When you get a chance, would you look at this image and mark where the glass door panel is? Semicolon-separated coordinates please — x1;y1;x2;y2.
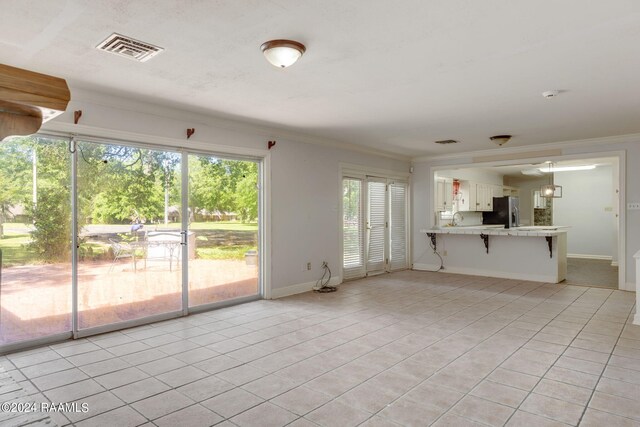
366;179;387;274
389;182;408;271
187;154;259;307
342;177;365;280
0;136;72;346
76;141;183;329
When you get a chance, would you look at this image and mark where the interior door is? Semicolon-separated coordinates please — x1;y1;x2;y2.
366;178;387;274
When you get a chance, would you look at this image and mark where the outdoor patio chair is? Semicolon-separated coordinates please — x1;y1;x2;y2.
108;239;137;272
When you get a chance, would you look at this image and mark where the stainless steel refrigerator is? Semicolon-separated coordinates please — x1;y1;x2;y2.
483;196;520;228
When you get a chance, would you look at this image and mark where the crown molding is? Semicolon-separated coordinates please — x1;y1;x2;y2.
66;86;411;162
41;121;272;158
411;133;640;163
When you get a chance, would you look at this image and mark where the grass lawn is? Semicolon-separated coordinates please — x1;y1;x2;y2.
197;245;256;260
1;221;258;265
154;221;258;232
0;232;34;266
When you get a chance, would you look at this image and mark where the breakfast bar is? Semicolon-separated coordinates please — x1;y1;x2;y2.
416;226;568;283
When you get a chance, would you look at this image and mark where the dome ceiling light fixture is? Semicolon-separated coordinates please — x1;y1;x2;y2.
260;39;306;68
490;135;512;146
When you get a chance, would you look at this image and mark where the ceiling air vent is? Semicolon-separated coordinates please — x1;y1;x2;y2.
96;33;163;62
434;139;458;145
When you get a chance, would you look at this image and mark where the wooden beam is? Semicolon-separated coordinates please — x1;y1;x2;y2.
0;63;70;140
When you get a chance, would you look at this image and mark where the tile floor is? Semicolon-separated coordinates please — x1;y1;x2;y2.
1;270;639;427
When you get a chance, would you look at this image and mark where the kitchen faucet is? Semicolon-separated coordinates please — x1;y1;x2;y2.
451;211;464;226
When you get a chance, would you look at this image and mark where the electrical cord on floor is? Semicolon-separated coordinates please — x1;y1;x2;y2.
313;262;337;293
429;239;444;272
413;235;444;273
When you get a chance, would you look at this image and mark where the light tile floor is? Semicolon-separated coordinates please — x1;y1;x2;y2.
1;270;639;427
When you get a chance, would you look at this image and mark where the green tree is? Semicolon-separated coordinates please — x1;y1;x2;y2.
0;137;34;237
27;138;73;262
78;143;180;224
189;157;258;222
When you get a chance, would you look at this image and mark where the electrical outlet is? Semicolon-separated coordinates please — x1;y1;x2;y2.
322;261;328;268
628;202;640;210
307;262;311;270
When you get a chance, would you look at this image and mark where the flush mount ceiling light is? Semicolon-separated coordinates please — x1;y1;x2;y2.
538;164;596;173
261;39;306;68
490;135;512;146
434;139;458;145
540;161;563;198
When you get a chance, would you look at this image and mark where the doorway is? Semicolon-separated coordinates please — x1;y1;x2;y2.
0;135;263;351
342;174;409;280
431;154;623;289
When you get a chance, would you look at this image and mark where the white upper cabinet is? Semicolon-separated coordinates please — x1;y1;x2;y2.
435;178;453;212
458;181;507;212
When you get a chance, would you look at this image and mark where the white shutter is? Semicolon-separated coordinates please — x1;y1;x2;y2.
367;180;386;273
342;178;365;280
389;182;408;271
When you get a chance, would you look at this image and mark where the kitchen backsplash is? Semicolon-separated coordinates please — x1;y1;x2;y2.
438;211;483;227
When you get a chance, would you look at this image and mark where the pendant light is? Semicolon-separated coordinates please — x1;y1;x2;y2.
261;40;306;68
540;161;562;198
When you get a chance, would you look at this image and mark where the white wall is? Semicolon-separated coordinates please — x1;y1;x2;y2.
43;88;410;295
436;168;504;185
412;138;640;291
554;166;615;258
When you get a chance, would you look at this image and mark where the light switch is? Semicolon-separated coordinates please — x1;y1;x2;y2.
628;203;640;210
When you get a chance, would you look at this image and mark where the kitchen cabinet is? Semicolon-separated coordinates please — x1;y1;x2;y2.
435;178;453;211
465;182;501;211
503;186;520;197
475;183;498;211
533;190;545;209
458;180;471;211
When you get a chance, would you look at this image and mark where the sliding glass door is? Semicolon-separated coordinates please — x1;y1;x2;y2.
76;141;184;331
0;136;72;346
0;135;262;351
187;154;260;308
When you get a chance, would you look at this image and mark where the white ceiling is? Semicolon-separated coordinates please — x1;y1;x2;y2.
2;1;640;157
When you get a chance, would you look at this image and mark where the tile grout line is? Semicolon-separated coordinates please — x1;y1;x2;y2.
296;279;577;425
5;273;637;427
501;288;624;426
405;284;594;426
575;306;638;425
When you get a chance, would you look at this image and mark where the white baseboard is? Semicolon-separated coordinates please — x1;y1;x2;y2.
567;254;613;261
413;263;442;272
413;263;560;283
621;282;636;292
270;276;342;299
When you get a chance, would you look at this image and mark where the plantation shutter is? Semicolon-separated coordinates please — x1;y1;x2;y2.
367;179;386;273
342;177;365;280
389;182;408;271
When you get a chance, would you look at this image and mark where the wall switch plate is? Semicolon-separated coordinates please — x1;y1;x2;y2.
628;202;640;210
